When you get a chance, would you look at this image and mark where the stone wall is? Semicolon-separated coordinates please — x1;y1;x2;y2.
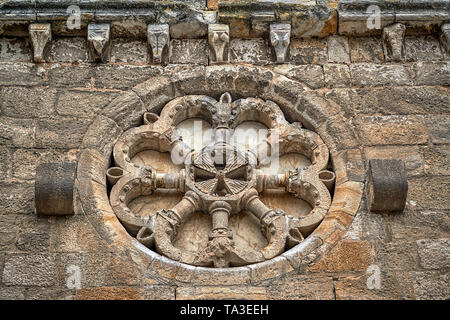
0;1;449;300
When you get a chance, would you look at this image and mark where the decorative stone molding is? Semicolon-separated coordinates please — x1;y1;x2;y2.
147;24;170;64
28;23;51;63
338;0;450;36
383;23;406;62
208;24;230;64
35;162;75;216
367;159;408;213
441;24;450;53
87;23;111;62
270;23;291;64
76;65;366;281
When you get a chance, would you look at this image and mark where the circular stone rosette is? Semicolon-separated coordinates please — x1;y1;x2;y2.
76;66;364;282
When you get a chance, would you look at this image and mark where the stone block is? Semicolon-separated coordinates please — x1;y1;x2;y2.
230;39;270;65
0;87;56;118
76;287;143;300
0;62;45;86
417;239;450;270
2;254;57;286
327;35;350;63
425;115;450;145
323;63;351;88
0;182;34;214
93;64;162;90
35;117;91;149
81;115;123;157
355;115;428;146
350;63;412;87
48;64;92;88
414;61;450;86
110;39;147;63
0;145;11;178
274;64;325;89
0;116;36;148
413;272;449;300
309;240;372;273
48;37;88;62
175;286;267;300
169;39;208;65
405;36;443;62
100;91;145;131
57;90;119;118
365;146;424;177
290;38;327;65
407;176;450;210
266;275;335;300
0;38;31;62
349;37;384;63
144;285;176;300
421;145;450;176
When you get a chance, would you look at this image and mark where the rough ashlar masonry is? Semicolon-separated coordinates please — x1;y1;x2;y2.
0;0;449;300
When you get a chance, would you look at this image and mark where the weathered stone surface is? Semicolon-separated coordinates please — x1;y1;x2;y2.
309;240;372;273
405;36;443;62
35;118;91;149
413;272;449;300
373;241;421;272
290;38;327;65
407;177;450;210
325;86;450;118
57;90;119;118
382;23;406;62
76;287;143;300
323;63;351;88
0;287;25;300
0;182;34;214
354;115;428;146
365;146;424;177
110;39;147;64
93;64;162;90
81;115;122;157
2;254;57;286
0;62;45;86
0;38;31;62
48;37;88;62
1;87;56;118
274;64;325;89
425;115;450;145
350;64;412;87
12;148;77;180
0;145;10;178
230;39;270;65
176;286;267;300
421;145;450;176
414;61;450;86
144;285;176;300
327;35;350;63
417;239;450;270
169;39;208;65
349;37;384;63
48;64;92;88
266;274;335;300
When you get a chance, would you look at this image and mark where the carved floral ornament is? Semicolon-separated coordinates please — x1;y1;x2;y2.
106;93;336;268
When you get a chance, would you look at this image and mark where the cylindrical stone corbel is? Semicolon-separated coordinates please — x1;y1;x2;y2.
367;159;408;213
35;162;76;216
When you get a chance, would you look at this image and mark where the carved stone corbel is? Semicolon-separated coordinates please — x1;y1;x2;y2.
29;23;52;63
208;24;230;64
440;23;450;53
147;24;170;64
382;23;406;62
87;23;111;62
270;23;291;63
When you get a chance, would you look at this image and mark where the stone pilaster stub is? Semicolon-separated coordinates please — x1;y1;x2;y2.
440;23;450;53
382;23;406;62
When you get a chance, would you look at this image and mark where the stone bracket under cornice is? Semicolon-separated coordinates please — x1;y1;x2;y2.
0;1;449;39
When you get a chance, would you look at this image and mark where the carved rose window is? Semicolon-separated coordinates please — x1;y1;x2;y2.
106;93;335;268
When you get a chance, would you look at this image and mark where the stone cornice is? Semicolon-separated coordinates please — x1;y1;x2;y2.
0;0;449;37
